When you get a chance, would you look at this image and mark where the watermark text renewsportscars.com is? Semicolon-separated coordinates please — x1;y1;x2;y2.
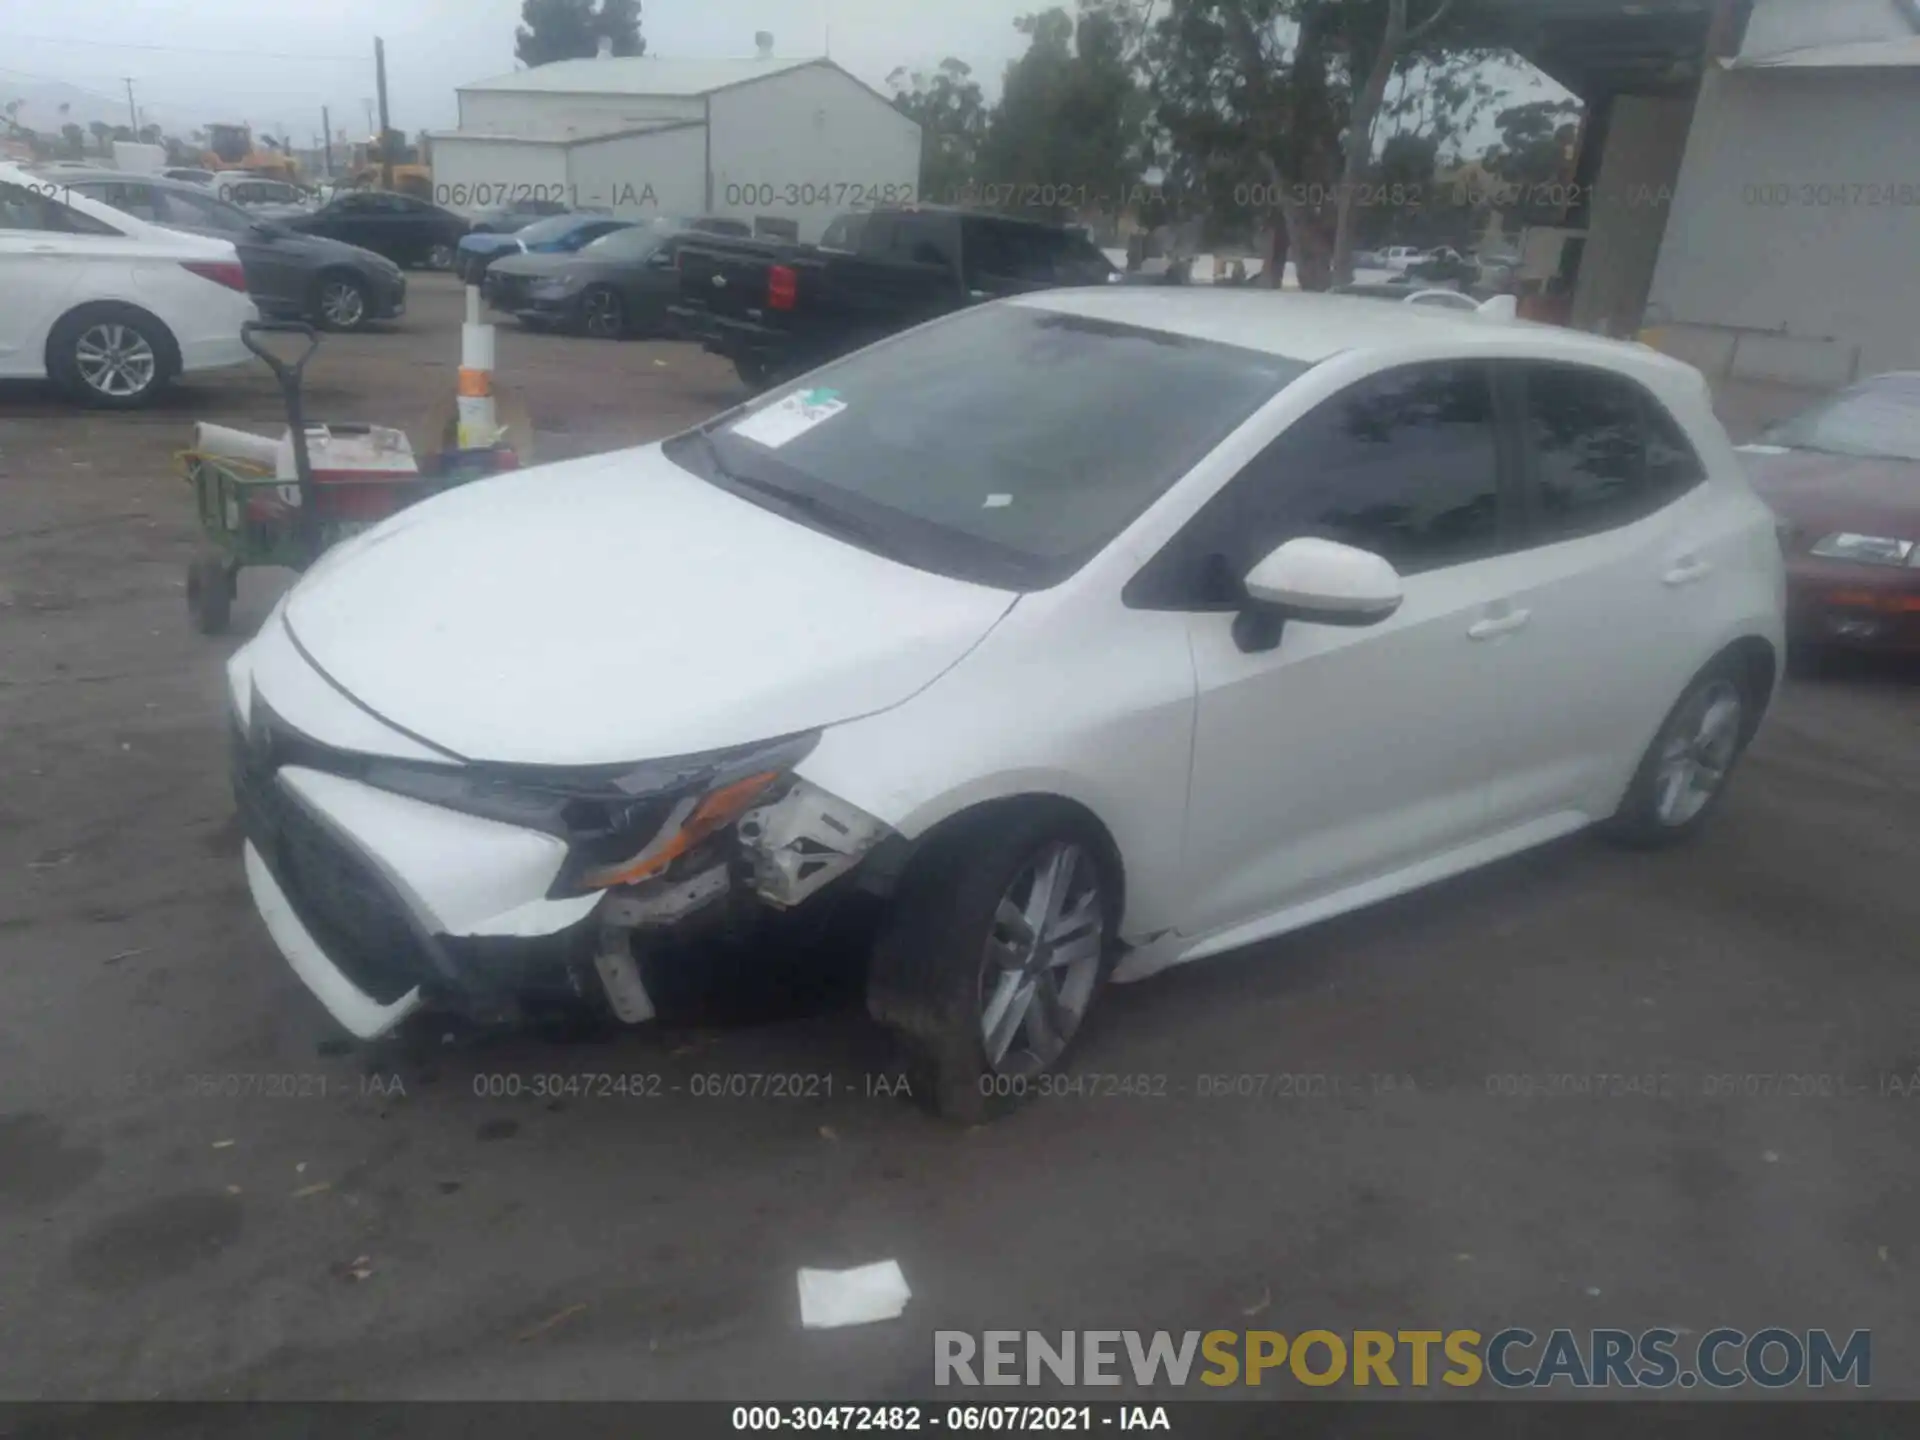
935;1328;1871;1390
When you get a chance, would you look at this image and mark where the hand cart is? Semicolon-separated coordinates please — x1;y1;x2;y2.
179;319;512;634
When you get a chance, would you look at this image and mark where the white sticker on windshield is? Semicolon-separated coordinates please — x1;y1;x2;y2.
729;388;847;449
983;494;1012;508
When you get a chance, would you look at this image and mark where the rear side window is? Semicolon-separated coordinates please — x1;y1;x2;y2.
890;214;956;269
1517;363;1704;542
0;182;122;235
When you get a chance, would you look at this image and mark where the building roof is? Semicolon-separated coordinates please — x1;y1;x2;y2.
461;55;826;96
1729;34;1920;67
427;120;702;146
1010;287;1703;381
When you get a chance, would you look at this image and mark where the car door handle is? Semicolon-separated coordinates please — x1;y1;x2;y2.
1468;608;1531;641
1663;556;1713;587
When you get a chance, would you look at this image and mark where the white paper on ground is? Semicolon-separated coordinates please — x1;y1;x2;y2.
797;1260;912;1329
730;388;847;449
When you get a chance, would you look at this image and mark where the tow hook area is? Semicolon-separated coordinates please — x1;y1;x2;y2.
736;780;892;909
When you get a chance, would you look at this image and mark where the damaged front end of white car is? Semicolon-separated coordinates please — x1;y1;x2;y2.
230;683;901;1040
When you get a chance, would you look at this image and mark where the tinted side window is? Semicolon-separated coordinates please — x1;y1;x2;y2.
0;183;121;235
158;188;247;231
1643;393;1708;497
891;214;956;269
1128;362;1502;608
1237;363;1502;576
1519;364;1699;540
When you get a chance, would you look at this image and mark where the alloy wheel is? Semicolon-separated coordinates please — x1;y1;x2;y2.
583;289;622;339
74;324;157;399
319;280;366;329
977;840;1105;1074
427;243;454;271
1653;679;1743;827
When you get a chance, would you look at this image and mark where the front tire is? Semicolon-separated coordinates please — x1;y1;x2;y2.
1602;659;1755;848
49;305;174;409
580;285;625;339
426;242;456;272
314;272;370;331
870;804;1118;1125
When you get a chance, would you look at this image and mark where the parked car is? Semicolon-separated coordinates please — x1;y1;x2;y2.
464;199;572;235
225;288;1783;1121
1334;280;1479;310
213;173;316;220
455;212;634;283
484;216;757;337
286;190;469;270
1381;245;1426;271
1739;372;1920;653
58;170;405;332
671;205;1121;388
0;163;256;407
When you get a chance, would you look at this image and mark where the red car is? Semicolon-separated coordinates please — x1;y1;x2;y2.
1740;373;1920;653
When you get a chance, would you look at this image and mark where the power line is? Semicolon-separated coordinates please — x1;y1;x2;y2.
3;32;365;62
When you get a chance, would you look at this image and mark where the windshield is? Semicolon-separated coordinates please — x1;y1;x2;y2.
1760;376;1920;462
666;302;1306;589
516;215;596;245
582;224;669;258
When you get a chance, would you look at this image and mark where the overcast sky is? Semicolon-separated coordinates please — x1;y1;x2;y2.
0;0;1559;147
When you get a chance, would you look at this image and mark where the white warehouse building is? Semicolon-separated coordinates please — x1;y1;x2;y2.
429;41;922;243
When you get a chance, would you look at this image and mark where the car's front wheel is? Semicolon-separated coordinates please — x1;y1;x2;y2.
315;272;370;331
49;304;175;409
426;242;456;271
580;285;625;339
870;804;1118;1124
1603;657;1758;847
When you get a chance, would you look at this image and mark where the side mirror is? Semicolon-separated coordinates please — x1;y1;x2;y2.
1233;537;1404;653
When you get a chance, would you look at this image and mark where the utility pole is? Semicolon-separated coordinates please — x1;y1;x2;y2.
321;105;333;178
374;38;393;191
122;78;137;131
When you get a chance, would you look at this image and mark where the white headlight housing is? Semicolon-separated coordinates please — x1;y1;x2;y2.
1808;533;1917;567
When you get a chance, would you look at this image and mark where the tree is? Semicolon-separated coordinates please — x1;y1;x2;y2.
87;119;112;156
61;122;86;158
888;58;989;203
516;0;644;67
137;123;163;146
1148;0;1505;287
1481;96;1581;222
978;2;1152;221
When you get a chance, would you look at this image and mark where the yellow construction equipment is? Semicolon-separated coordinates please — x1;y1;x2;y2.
203;122;300;181
345;136;431;199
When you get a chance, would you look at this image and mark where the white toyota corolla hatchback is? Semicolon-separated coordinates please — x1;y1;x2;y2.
227;289;1785;1121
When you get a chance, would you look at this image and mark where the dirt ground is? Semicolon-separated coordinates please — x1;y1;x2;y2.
3;275;1919;1402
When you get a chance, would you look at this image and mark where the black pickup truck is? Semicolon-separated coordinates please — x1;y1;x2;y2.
669;206;1121;388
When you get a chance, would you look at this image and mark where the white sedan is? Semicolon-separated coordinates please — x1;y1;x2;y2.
227;288;1785;1122
0;162;257;406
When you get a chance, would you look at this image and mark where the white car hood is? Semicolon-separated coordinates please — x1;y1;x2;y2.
281;444;1019;765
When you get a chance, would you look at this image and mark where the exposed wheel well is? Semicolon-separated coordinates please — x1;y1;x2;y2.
46;301;181;381
884;794;1128;929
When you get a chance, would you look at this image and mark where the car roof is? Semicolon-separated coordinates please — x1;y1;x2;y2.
1012;286;1704;382
20;167;213;195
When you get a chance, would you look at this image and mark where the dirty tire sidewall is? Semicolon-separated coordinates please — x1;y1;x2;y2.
869;804;1119;1125
1602;656;1754;850
50;305;172;410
